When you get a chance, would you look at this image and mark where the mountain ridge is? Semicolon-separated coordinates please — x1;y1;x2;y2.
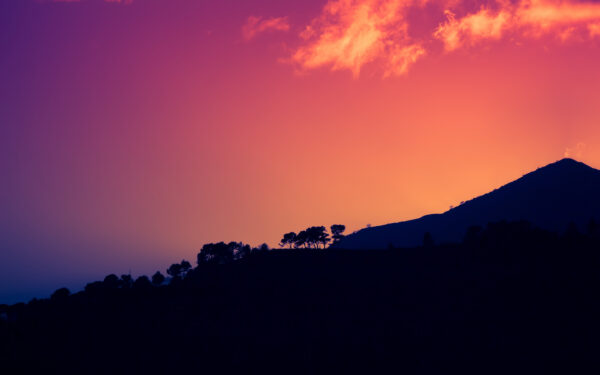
337;158;600;249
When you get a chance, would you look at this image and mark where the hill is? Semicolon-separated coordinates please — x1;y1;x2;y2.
3;159;600;373
2;222;600;373
337;158;600;249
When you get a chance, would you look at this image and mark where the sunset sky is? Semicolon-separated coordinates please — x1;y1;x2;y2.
2;0;600;302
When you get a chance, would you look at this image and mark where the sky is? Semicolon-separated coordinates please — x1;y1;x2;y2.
2;0;600;303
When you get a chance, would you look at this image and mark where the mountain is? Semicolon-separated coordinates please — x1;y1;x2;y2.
337;158;600;249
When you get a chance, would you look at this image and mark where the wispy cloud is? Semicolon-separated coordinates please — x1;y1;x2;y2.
564;142;587;159
291;0;424;77
435;0;600;50
589;22;600;36
434;8;510;51
264;0;600;78
242;16;290;41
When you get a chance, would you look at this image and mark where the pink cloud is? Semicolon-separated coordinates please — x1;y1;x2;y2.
434;8;510;50
281;0;600;78
384;44;426;77
564;142;587;158
291;0;423;77
589;22;600;36
242;16;290;41
435;0;600;50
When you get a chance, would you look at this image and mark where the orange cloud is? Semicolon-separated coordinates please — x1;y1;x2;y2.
589;23;600;36
435;0;600;50
564;142;587;158
243;16;290;41
435;8;510;50
384;44;426;76
257;0;600;77
518;0;600;30
291;0;424;77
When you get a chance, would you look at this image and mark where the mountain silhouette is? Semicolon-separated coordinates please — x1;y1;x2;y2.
5;158;600;374
337;158;600;249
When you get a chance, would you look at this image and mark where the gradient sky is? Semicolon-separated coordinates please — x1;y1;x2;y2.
2;0;600;303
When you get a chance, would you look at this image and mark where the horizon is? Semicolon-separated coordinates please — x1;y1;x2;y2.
1;156;594;304
3;0;600;303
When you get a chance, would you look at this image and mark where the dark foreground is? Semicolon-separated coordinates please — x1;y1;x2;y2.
2;221;600;374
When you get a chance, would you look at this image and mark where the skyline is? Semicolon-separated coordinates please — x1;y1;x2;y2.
2;0;600;302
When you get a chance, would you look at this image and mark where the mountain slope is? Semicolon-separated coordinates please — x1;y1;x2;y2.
337;158;600;249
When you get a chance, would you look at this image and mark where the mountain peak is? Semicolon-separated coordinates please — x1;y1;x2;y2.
550;157;588;167
535;158;590;170
337;158;600;249
557;157;578;163
521;158;596;182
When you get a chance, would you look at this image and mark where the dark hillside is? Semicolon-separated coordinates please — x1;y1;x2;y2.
339;158;600;249
2;221;600;374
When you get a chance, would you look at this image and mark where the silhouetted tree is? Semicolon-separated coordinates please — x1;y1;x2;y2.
133;275;151;289
280;232;297;249
198;242;234;264
120;274;133;289
51;288;70;301
234;243;252;260
165;260;192;280
295;230;308;248
330;225;346;245
306;226;330;249
318;230;331;248
305;227;318;248
152;271;165;286
167;263;183;279
180;260;192;277
253;243;270;254
260;243;269;251
103;274;120;289
84;281;104;294
226;242;243;260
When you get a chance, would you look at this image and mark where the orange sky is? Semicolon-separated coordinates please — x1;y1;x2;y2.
2;0;600;301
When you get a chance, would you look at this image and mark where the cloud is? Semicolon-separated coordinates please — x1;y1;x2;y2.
434;0;600;50
384;44;427;76
589;22;600;36
271;0;600;78
242;16;290;41
564;142;587;159
291;0;423;77
519;0;600;30
434;8;510;51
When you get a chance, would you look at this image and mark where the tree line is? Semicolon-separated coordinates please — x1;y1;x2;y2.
42;219;600;301
279;224;346;249
4;218;600;374
43;225;347;299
